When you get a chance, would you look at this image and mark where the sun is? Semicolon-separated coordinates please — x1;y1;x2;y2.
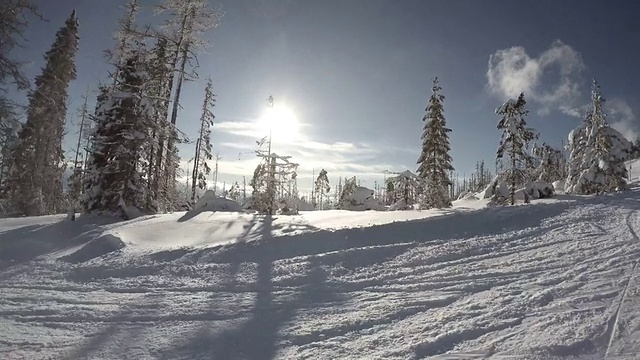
257;104;300;143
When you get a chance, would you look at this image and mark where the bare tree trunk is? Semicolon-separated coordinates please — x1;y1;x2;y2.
511;150;516;206
190;137;200;203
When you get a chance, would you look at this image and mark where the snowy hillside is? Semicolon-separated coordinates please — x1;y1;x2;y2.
2;190;640;359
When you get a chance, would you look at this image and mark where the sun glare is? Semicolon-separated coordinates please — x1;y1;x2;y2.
258;105;300;143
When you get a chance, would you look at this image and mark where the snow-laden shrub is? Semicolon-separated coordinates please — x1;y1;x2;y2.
192;190;243;212
552;180;565;193
477;175;509;200
527;181;555;199
340;186;385;211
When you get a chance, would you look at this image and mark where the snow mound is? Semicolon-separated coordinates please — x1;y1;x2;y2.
60;234;125;263
193;190;243;212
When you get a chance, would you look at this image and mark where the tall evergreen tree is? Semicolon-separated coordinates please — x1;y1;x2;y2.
417;77;454;209
190;78;215;203
6;10;79;216
82;54;156;219
565;107;591;191
107;0;141;69
496;93;537;205
565;80;631;194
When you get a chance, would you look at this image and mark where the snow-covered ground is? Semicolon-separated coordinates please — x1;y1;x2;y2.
3;175;640;359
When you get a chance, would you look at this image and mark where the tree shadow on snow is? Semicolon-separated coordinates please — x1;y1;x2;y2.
0;216;117;271
60;293;164;360
55;192;640;359
204;200;579;266
158;216;345;360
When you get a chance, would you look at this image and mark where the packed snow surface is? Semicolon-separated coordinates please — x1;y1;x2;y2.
3;184;640;358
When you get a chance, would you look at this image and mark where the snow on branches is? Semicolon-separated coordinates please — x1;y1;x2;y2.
565;80;632;194
496;93;537;205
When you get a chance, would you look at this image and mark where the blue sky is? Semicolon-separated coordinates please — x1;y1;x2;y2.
12;0;640;194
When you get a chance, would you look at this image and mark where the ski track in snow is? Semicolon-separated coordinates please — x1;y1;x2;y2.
3;192;640;359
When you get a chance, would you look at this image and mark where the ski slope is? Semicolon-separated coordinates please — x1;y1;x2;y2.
2;184;640;359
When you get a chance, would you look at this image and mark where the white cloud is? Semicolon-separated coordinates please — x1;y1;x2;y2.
559;105;583;118
200;120;412;193
215;121;264;139
608;98;639;141
487;40;586;116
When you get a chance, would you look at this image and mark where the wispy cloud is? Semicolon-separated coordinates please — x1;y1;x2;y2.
202;119;412;192
215;121;264;139
487;40;586;116
608;98;639;141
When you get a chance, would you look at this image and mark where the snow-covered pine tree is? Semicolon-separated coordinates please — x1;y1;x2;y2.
385;171;421;209
417;77;454;209
190;78;215;203
338;176;357;209
250;162;269;212
5;10;78;216
314;169;330;210
82;54;156;219
495;93;537;205
155;0;222;207
333;177;342;207
79;85;109;205
533;143;564;183
250;151;298;214
106;0;141;77
565;109;591;192
104;0;165;211
565;80;631;194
